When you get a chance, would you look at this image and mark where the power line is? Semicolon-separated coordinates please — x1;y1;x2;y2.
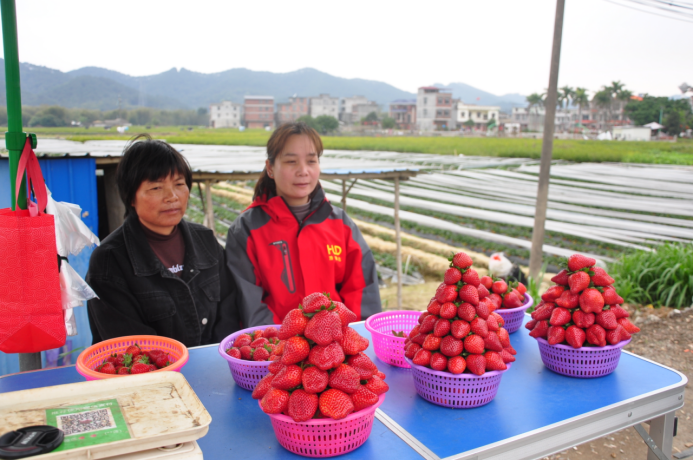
604;0;693;22
623;0;693;18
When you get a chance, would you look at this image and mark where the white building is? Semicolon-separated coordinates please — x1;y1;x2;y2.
417;87;454;131
310;94;339;119
341;96;370;123
457;103;500;130
210;101;242;128
612;126;651;141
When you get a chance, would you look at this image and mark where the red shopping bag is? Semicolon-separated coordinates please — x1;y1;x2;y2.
0;138;65;353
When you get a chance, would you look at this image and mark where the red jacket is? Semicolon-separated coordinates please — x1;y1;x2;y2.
225;184;381;327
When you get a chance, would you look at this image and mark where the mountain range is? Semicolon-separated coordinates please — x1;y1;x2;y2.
0;59;528;112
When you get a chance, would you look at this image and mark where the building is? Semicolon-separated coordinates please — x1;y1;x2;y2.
612;126;651;141
243;96;275;129
91;118;131;129
352;102;380;124
389;99;417;130
456;103;500;130
209;101;242;128
310;94;339;119
276;96;309;125
416;87;454;131
341;96;370;124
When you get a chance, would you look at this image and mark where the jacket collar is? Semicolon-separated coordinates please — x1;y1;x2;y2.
123;215;218;277
250;182;328;222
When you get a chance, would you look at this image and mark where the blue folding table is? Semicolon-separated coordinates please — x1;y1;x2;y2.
0;321;686;459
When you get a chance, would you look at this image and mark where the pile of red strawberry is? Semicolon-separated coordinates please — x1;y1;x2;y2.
226;326;282;361
94;343;172;375
252;292;389;422
404;251;518;375
525;254;640;348
484;277;528;309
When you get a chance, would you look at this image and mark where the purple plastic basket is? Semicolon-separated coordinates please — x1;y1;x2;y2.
404;357;510;408
496;294;533;334
536;337;631;378
365;310;421;368
218;325;281;391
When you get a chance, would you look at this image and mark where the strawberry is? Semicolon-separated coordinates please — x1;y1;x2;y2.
525;319;537;330
278;309;309;339
433;318;451;337
364;375;389;395
253;346;271;361
95;361;116;374
411;333;427;346
287;389;319;422
130;362;151;374
444;267;462;284
480;275;493;289
226;347;241;359
458;285;479;306
477;284;490;299
404;342;422;359
430;352;448;371
408;324;421;339
547;325;566;345
486;314;500;332
274;340;286;356
464;334;485;354
148;349;166;362
466;354;487;376
579;288;604;313
154;355;170;369
418;311;429;324
252;329;265;339
419;314;438;334
447;356;466;374
440;336;464;356
505;344;517;355
568;271;591;294
240;346;252;360
261;388;290;414
333;301;358;330
125;344;142;357
451;319;471;339
475;300;491;320
452;252;473;269
105;354;118;365
484;351;507;371
281;336;311;365
263;326;279;338
117;366;129;375
437;302;455;320
252;373;275;399
302;366;329;394
351;386;379;411
591;267;615;286
611;305;630;319
542;285;565;303
375;371;386;379
618;317;640;334
531;302;555;320
457;303;477;322
268;359;285;375
516;282;527;295
328;364;361;394
470;317;489;338
436;283;459;303
272;364;303;390
305;309;343;346
148;364;158;372
234;334;252;348
319;389;354;420
502;291;522;308
565;325;586;349
549;307;572;326
586;324;607;347
491;280;508;295
551;269;570;286
501;349;516;363
488;293;503;310
461;268;480;287
498;328;510;347
491;312;505;327
568;254;596;272
606;325;626;345
339;327;369;355
250;337;269;348
596;310;618;330
427;299;442;316
346;352;378;380
555;290;579;309
483;331;503;352
412;348;432;366
422;334;442;351
529;320;550;339
602;286;623;305
302;292;331;314
309;342;345;371
572;310;595;329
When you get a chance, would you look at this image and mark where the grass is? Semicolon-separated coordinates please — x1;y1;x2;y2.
18;126;693;165
610;243;693;308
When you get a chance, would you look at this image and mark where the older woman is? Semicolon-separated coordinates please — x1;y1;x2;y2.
86;136;240;347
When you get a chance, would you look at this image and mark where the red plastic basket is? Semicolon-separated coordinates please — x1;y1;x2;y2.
405;357;510;408
263;394;385;457
365;310;421;368
218;325;280;391
76;335;188;381
496;294;533;334
536;337;631;378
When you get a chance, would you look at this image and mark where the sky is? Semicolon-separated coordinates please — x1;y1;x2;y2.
4;0;692;98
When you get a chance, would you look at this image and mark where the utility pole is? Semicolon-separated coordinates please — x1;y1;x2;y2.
529;0;565;279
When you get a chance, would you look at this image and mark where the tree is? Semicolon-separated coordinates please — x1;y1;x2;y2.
364;112;379;122
296;115;319;130
381;116;396;129
558;86;575;109
593;89;612;129
573;87;589;128
664;110;683;135
314;115;339;134
463;118;475;129
28;106;70;127
625;95;692;128
526;93;544;116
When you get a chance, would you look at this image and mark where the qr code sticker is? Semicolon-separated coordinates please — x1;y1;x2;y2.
56;408;117;436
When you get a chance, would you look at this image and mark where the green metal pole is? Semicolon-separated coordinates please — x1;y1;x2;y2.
1;0;28;210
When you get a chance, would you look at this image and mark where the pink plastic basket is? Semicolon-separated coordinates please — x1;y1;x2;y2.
263;394;385;457
496;294;533;334
365;310;421;368
218;325;280;391
536;337;631;378
405;357;510;408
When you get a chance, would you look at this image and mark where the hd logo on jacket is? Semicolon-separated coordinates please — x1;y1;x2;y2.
327;245;342;262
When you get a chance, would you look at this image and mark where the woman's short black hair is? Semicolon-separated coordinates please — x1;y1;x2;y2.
117;134;193;218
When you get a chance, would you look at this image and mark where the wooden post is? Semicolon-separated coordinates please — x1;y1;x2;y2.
394;177;402;309
529;0;565;279
204;180;214;230
342;179;347;212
